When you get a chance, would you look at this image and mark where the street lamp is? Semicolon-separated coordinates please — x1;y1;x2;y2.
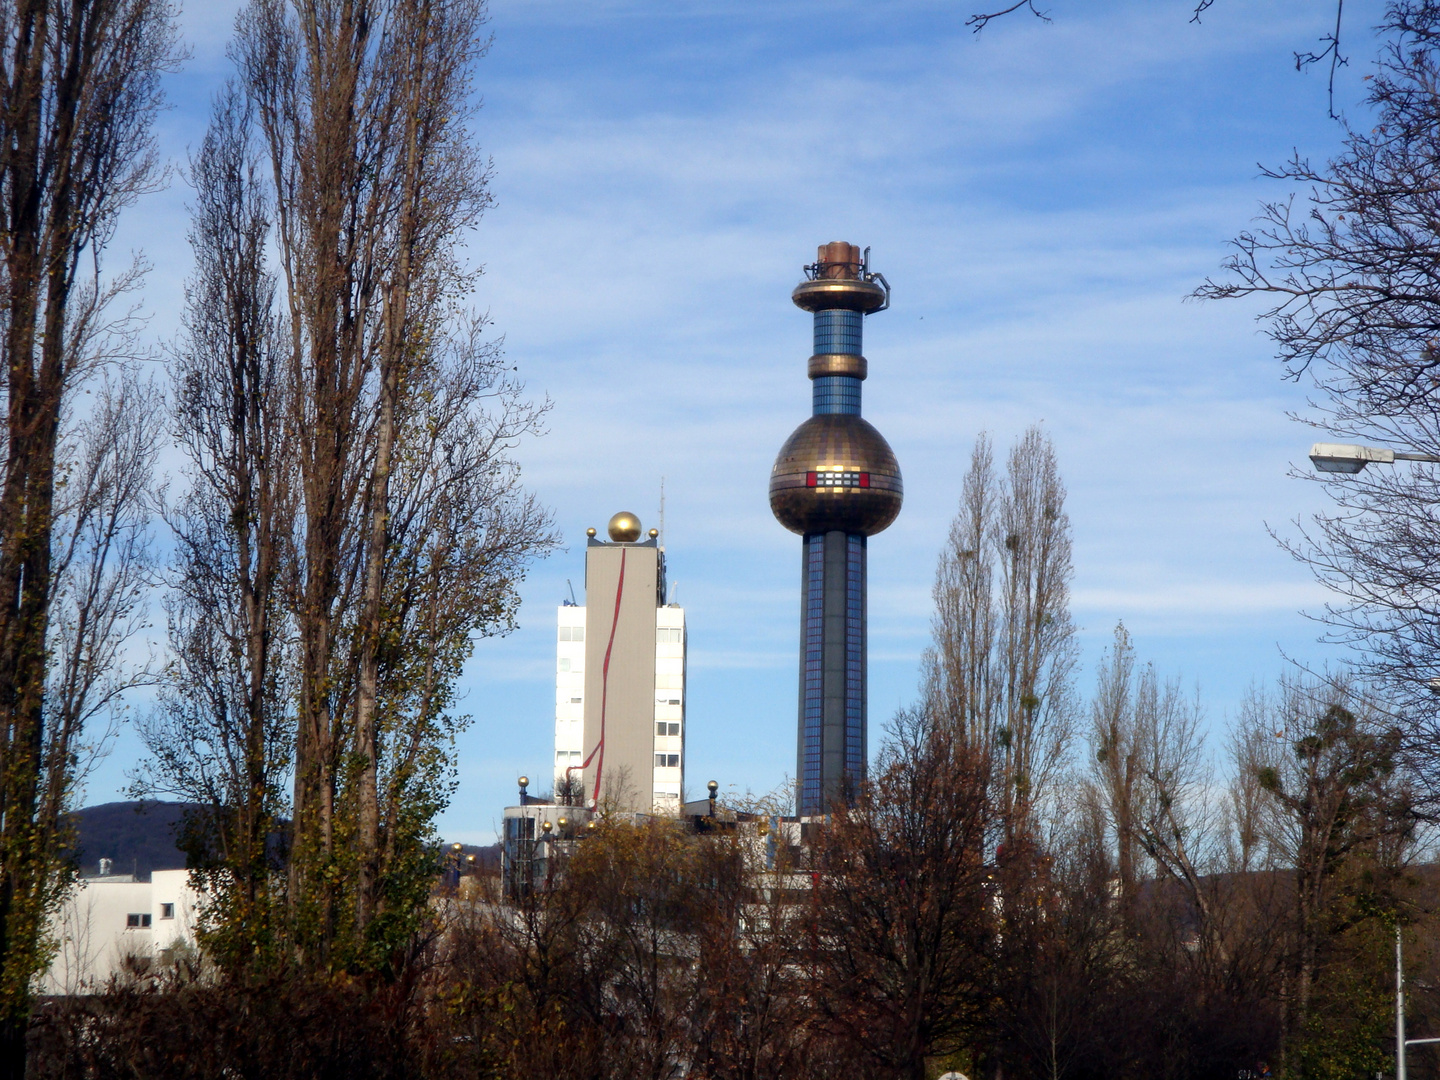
448;841;463;890
1309;442;1440;474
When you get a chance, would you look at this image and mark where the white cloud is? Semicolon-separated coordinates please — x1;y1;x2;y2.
80;0;1392;841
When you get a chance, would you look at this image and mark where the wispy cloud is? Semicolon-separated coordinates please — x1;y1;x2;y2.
80;0;1386;841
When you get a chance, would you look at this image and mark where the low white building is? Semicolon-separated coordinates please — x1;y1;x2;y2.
41;868;202;995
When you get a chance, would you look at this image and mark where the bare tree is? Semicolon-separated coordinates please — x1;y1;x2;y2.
132;85;296;972
925;427;1077;848
808;707;997;1080
1195;2;1440;800
231;0;556;962
47;371;162;788
1088;625;1231;959
1225;687;1278;875
1128;665;1223;955
1235;674;1412;1062
964;0;1349;115
445;820;793;1080
0;0;175;1065
1089;623;1141;909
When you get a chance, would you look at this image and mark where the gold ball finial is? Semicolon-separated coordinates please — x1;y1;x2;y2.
607;511;641;543
586;527;597;538
648;528;659;539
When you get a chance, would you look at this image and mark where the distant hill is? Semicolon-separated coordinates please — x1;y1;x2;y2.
66;800;501;881
67;801;194;880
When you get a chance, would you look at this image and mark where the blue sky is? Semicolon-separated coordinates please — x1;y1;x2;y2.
85;0;1388;842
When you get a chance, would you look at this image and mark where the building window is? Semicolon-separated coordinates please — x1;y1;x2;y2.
125;913;151;929
559;626;585;642
160;903;175;920
655;721;680;737
654;753;680;768
570;696;582;704
655;626;682;644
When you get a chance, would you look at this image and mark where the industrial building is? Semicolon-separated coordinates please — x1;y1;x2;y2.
552;510;686;814
770;241;902;816
501;240;902;890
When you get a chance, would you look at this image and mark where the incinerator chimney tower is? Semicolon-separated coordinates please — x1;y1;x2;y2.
770;242;902;817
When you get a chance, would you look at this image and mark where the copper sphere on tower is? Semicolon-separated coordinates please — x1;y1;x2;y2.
769;416;902;536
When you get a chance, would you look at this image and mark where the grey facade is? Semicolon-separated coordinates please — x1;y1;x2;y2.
574;520;681;812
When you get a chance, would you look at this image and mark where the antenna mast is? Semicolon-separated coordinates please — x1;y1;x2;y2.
659;476;666;548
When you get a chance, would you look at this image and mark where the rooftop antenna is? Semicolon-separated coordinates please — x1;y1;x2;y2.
658;476;666;549
566;579;577;606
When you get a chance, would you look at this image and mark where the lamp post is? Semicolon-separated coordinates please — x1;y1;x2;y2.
707;779;718;819
1395;921;1440;1080
1309;442;1440;474
513;775;533;900
1310;444;1440;1080
1399;923;1408;1080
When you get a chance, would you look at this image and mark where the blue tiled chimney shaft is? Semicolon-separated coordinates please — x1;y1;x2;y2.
811;310;863;415
799;305;866;815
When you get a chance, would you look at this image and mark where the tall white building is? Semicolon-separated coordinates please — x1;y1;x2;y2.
553;511;686;813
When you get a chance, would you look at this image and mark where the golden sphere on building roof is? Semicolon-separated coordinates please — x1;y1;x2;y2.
608;511;642;543
586;527;597;538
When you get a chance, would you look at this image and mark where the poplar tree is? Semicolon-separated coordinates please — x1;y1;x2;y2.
0;0;175;1068
154;0;561;967
923;427;1077;846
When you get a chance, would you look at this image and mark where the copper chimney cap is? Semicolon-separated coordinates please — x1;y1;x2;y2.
816;241;862;280
793;241;888;313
